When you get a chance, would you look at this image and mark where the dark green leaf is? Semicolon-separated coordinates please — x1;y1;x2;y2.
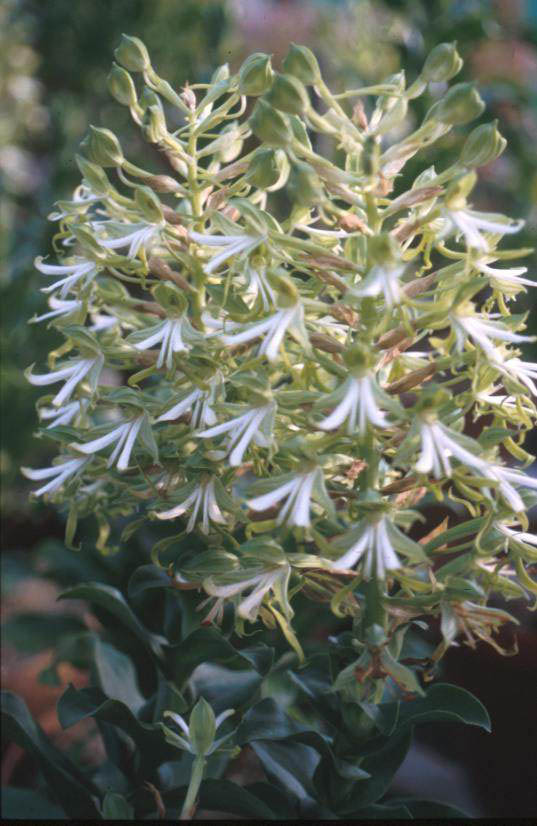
245;782;299;819
102;791;134;820
199;779;276;819
58;582;166;660
93;638;145;712
348;802;412;818
1;691;99;819
191;663;263;715
374;683;491;736
390;797;470;818
0;788;67;820
2;613;87;654
251;739;319;800
127;564;173;598
170;628;273;685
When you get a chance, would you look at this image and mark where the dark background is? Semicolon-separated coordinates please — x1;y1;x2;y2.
1;0;536;817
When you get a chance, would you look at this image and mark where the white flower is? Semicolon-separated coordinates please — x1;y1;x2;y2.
38;398;89;429
317;375;390;435
352;264;406;307
494;358;537;396
497;523;537;547
22;456;88;497
475;387;534;416
452;313;535;360
131;318;191;369
295;223;351;239
98;220;163;258
35;256;98;298
247;469;322;528
30;296;83;324
189;230;263;275
485;465;537;513
244;265;276;311
444;208;524;251
197;403;275;467
26;355;103;407
89;312;119;333
157;374;221;428
221;303;306;363
415;421;486;479
153;478;226;533
476;260;535;292
70;415;145;471
329;518;401;579
163;706;234;756
204;565;290;622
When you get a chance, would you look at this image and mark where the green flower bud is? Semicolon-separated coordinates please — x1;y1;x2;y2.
144;175;182;193
282;43;321;85
84;126;124;167
114;34;150;73
460;120;507;168
286;160;323;207
421;42;463;83
367;233;398;267
134;185;163;223
265;73;309;115
107;63;138;107
445;171;477;209
143;104;168;143
188;697;216;757
238;52;273;96
246;147;290;190
152;282;188;316
433;83;485;125
249;99;293;147
75;155;110;196
139;87;161;111
342;342;374;373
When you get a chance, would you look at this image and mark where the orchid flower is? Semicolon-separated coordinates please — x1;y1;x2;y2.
415;420;487;479
444;208;524;251
494;358;537;396
98;220;163;258
30;296;83;324
452;312;535;360
329;518;401;579
153;478;226;533
157;374;221;428
130;318;195;369
247;468;328;528
38;398;89;429
220;303;306;363
162;705;235;757
352;264;406;307
70;414;146;471
197;402;275;467
244;265;276;310
22;456;89;497
189;230;264;275
26;355;103;407
35;256;98;298
317;375;391;435
204;563;291;622
475;259;535;292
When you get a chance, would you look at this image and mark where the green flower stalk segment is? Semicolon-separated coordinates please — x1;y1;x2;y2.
24;37;537;696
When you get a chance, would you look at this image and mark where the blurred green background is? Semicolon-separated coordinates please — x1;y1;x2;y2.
1;0;536;816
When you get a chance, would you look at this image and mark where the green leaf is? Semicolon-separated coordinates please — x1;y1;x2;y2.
2;613;87;654
191;662;263;715
244;782;299;819
127;564;173;598
374;683;491;736
58;582;166;660
0;788;67;820
170;628;273;685
251;739;320;800
347;802;412;818
199;779;276;819
57;684;171;773
1;691;100;819
93;638;145;711
337;729;412;812
390;797;470;818
237;697;305;743
102;792;134;820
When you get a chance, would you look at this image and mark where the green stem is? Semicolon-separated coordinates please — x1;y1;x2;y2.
180;756;206;821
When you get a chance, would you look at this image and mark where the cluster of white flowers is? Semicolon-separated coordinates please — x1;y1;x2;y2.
24;38;537;659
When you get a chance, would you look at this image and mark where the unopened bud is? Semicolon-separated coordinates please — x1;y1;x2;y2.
282;43;320;85
433;83;485;125
143;104;168;143
139;87;161;111
421;42;463;83
211;63;230;84
265;73;309;115
445;171;477;209
238;53;273;96
144;175;182;193
181;85;196;111
135;185;163;223
107;63;138;107
152;282;188;316
460;120;506;168
249;99;292;147
287;160;323;207
188;697;216;757
83;126;124;167
343;342;373;372
114;34;150;73
367;233;398;267
75;155;110;196
246;147;290;190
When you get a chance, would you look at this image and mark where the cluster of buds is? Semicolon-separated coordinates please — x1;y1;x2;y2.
24;37;536;690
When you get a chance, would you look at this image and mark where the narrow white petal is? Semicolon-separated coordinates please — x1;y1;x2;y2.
247;477;299;512
72;423;127;455
116;417;143;471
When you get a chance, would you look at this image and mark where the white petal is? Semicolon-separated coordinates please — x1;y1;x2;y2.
247;477;299;512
